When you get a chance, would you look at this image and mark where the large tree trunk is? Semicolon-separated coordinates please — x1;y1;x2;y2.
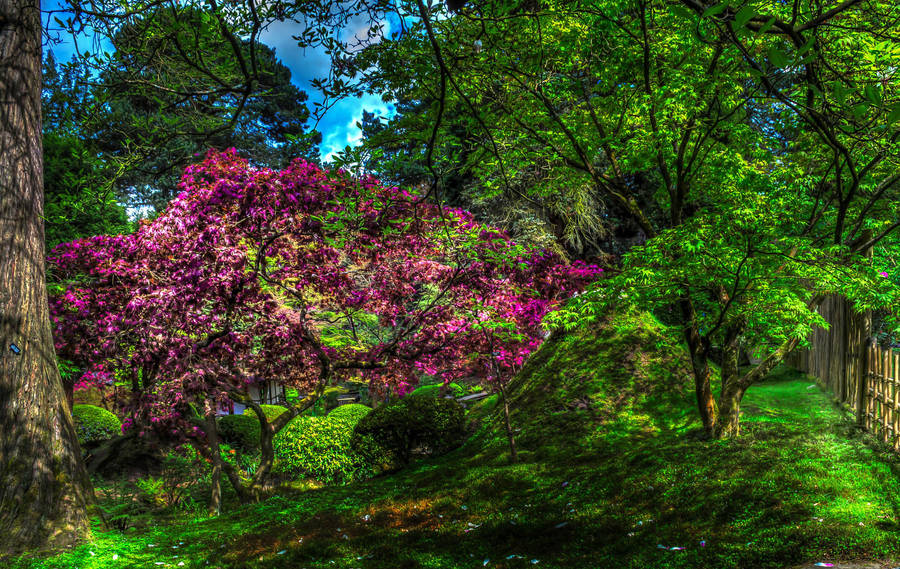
0;0;94;555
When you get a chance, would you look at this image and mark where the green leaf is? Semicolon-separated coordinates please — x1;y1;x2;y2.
832;81;848;105
767;46;789;68
757;16;777;34
864;84;883;106
670;4;695;20
733;5;756;29
702;3;728;18
886;103;900;125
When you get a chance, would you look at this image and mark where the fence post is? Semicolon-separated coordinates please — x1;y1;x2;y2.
858;335;872;429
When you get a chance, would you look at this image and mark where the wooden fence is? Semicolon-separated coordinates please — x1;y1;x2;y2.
788;295;900;449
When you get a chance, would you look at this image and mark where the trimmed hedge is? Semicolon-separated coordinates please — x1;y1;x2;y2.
218;405;289;450
217;414;260;450
72;404;122;446
351;396;466;468
273;414;370;484
248;404;288;421
410;382;466;399
327;404;371;426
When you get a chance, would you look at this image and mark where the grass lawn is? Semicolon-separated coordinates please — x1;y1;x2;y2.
14;314;900;569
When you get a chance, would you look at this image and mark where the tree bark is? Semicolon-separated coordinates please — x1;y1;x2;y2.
681;301;717;437
498;383;518;462
204;419;223;516
716;381;746;438
0;0;94;555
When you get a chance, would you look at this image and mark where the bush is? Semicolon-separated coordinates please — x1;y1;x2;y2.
410;384;441;398
72;404;121;446
328;403;371;426
217;405;290;450
273;415;369;484
351;396;466;468
249;404;288;422
217;413;261;450
410;382;466;399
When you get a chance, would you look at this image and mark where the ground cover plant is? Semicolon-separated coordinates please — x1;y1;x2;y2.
13;313;900;569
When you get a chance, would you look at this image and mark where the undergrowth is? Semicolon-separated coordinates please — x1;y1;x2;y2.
13;312;900;568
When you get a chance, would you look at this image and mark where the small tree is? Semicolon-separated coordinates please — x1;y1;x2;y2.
50;149;596;507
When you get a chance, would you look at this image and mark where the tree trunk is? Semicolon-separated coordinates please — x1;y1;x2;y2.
498;383;518;462
715;381;746;438
682;301;717;437
206;420;222;516
0;0;94;555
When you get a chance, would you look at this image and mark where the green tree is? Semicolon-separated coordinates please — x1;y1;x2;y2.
329;0;900;437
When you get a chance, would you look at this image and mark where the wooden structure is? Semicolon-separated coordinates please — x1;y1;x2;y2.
788;295;900;449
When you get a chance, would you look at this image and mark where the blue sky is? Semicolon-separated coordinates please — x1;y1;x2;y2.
40;2;394;162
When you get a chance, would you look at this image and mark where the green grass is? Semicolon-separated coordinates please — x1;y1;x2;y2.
14;313;900;568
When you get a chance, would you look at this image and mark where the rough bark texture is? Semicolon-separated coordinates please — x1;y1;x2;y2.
682;301;717;437
0;0;94;556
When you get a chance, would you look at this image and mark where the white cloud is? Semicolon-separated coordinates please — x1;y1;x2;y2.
321;94;394;162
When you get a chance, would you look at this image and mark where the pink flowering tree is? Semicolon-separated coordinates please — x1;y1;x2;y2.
50;149;599;507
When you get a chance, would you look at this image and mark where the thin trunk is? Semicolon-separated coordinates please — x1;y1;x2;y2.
716;381;746;438
207;421;222;516
249;407;276;492
191;418;250;504
715;326;743;438
681;301;717;436
498;383;518;462
0;0;94;556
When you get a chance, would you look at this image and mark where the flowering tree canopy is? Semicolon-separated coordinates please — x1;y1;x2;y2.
49;149;599;491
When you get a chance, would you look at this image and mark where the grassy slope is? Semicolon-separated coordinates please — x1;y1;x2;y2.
16;312;900;569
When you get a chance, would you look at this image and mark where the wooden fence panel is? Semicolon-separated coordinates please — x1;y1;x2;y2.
787;295;900;446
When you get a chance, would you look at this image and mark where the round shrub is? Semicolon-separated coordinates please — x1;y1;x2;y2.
328;404;371;426
273;415;368;484
217;413;261;450
250;404;288;422
351;396;466;467
410;383;465;399
218;405;290;450
72;404;122;446
410;384;441;398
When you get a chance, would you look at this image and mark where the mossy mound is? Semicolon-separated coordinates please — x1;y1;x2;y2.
487;310;695;458
72;404;122;446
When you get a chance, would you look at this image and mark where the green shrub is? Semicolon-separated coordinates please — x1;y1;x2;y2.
351;396;466;468
217;413;261;450
328;404;372;426
218;405;289;450
273;415;369;484
410;384;441;398
72;404;121;446
410;383;466;399
249;404;288;422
